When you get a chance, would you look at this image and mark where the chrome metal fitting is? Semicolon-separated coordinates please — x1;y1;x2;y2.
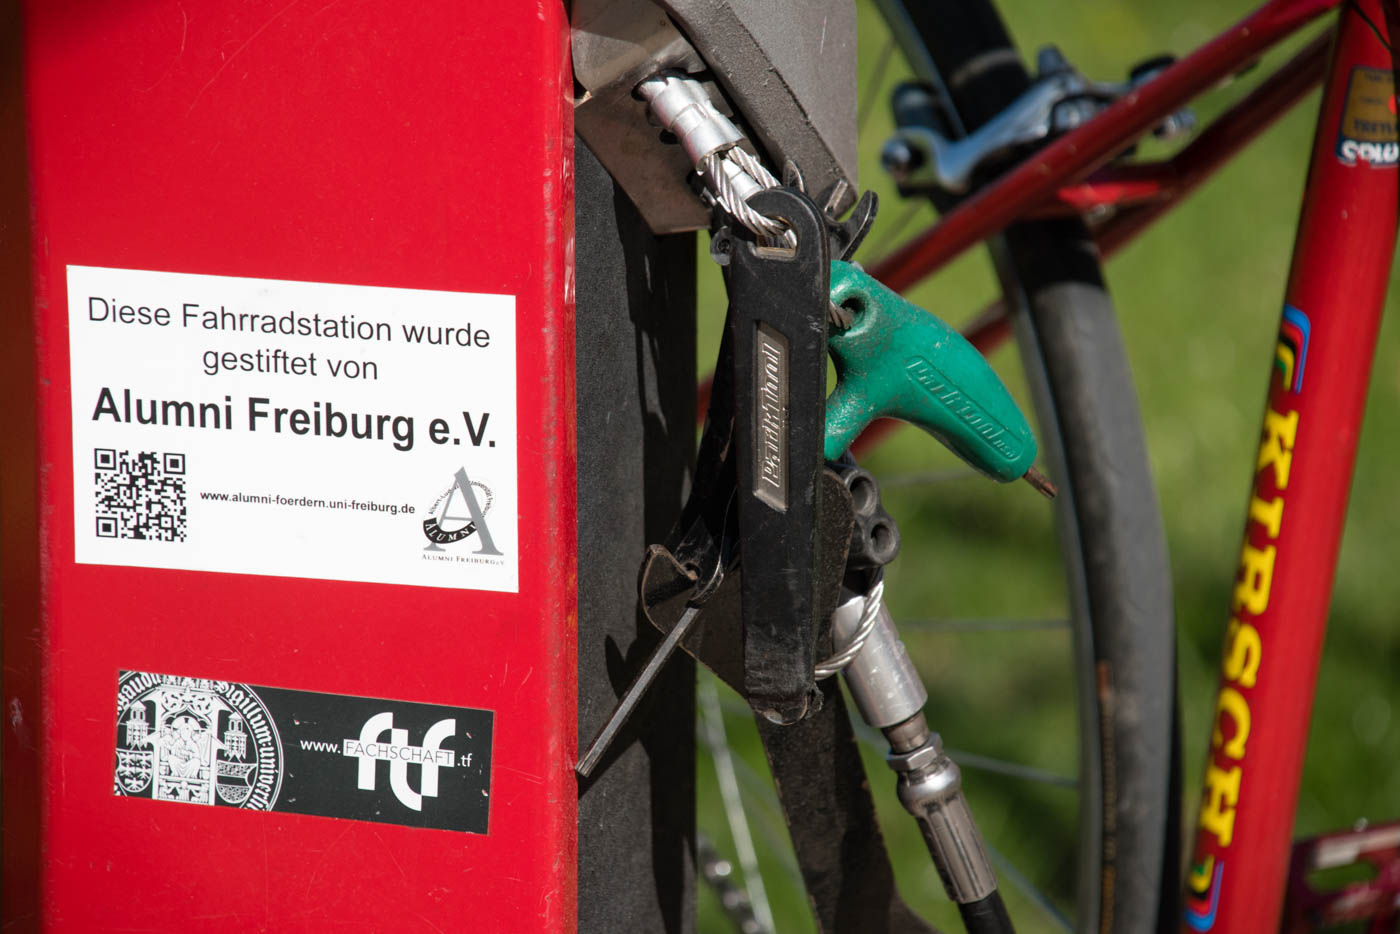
882;46;1194;195
830;586;927;728
883;73;1094;194
886;740;940;774
879;136;919;180
636;70;793;245
894;739;998;904
712;150;765;211
636;71;745;166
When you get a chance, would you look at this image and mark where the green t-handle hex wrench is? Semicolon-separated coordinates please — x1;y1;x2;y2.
826;261;1054;497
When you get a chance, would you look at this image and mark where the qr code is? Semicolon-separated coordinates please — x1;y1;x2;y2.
94;450;187;542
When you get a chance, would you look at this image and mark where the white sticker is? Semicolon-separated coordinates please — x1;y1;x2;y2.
67;265;518;592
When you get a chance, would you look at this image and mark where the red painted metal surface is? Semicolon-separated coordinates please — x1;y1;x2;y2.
1183;3;1398;930
1;2;577;931
1041;30;1331;220
1045;164;1176;215
1281;820;1400;932
871;0;1340;294
1095;28;1332;255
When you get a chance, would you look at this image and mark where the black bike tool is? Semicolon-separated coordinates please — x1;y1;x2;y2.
726;186;832;725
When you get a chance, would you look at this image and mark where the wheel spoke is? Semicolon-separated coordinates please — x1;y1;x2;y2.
849;717;886;751
897;617;1069;632
699;676;777;934
858;35;897;134
944;747;1077;790
697;833;769;934
986;841;1074;932
878;466;980;488
733;770;808;885
710;694;807;885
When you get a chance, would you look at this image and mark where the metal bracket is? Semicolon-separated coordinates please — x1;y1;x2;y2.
881;46;1194;196
571;0;857;234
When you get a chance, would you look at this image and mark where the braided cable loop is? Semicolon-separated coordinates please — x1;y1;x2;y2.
814;576;885;679
725;145;782;190
636;71;797;247
699;151;797;248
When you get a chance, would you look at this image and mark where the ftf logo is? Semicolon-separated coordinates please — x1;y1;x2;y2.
116;672;494;833
343;712;461;811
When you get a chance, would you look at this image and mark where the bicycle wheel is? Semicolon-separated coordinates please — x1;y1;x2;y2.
695;2;1179;931
883;0;1180;926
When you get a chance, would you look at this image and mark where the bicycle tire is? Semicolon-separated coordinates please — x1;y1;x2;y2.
874;3;1180;930
1004;232;1179;934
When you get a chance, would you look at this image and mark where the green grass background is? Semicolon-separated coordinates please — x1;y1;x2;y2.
694;1;1400;930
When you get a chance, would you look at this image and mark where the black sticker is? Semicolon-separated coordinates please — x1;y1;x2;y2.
114;670;493;833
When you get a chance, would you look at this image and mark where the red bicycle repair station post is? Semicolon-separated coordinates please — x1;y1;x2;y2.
1;3;577;930
1185;3;1398;932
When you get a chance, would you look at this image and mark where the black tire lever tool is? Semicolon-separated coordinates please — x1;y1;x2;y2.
723;187;833;725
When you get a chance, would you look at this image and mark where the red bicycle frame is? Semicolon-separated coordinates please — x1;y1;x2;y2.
867;0;1398;929
1188;6;1396;931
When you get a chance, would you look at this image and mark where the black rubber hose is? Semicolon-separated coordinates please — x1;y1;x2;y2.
957;891;1015;934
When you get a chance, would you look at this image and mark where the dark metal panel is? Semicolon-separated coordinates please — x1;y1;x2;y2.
575;137;697;934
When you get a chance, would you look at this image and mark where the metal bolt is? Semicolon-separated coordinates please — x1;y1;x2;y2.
880;137;917;181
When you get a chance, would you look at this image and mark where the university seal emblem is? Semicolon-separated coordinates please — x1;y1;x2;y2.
114;670;282;810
